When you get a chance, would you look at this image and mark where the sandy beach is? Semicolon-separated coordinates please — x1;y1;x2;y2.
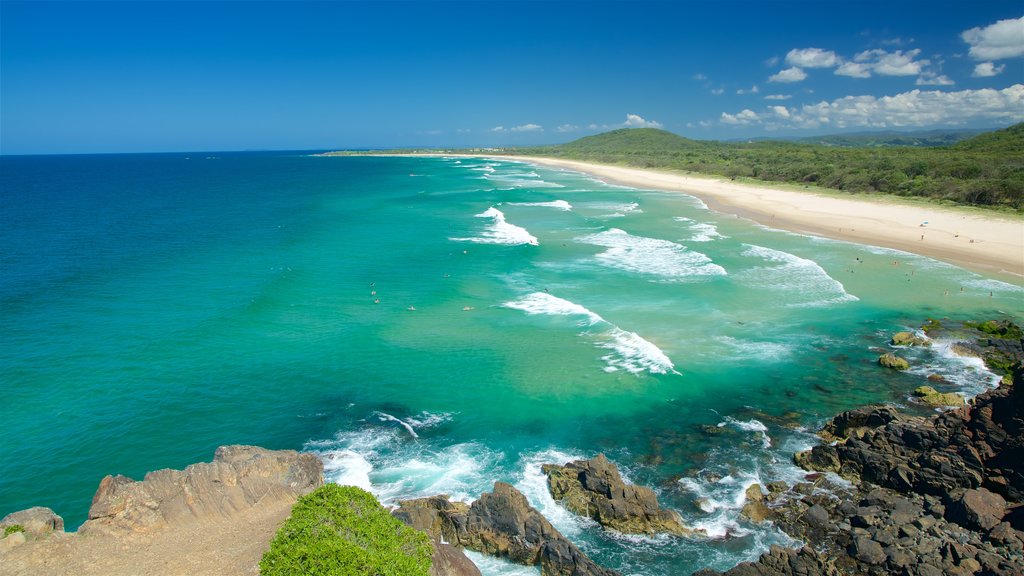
480;155;1023;282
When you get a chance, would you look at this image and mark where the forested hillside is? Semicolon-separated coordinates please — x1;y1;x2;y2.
511;125;1024;210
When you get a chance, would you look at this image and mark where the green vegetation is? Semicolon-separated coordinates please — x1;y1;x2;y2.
260;484;432;576
3;525;25;537
786;129;985;148
509;124;1024;210
966;320;1024;340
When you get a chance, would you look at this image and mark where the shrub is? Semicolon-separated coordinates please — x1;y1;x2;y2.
260;484;432;576
3;524;25;537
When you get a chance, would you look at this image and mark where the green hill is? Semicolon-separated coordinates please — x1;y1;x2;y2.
511;124;1024;210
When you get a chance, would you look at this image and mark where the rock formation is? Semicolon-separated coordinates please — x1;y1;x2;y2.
393;482;620;576
913;384;966;407
696;321;1024;576
81;444;323;536
542;453;692;535
891;331;930;347
878;352;909;370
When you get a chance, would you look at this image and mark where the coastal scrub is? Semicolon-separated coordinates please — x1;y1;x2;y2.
260;484;432;576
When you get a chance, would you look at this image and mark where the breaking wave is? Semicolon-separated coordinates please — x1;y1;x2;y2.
577;228;727;280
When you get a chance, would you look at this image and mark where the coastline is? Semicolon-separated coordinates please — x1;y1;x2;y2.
347;152;1022;282
498;155;1024;282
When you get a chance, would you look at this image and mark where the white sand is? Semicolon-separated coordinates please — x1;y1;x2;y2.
492;156;1024;281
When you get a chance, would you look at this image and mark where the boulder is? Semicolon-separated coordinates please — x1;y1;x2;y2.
393;484;620;576
946;488;1007;532
542;454;691;535
892;331;930;347
80;445;323;536
0;506;64;537
849;535;886;565
392;496;479;576
740;484;772;523
913;386;965;407
0;530;27;551
879;353;910;370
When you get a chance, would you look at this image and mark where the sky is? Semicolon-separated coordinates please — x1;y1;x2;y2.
2;0;1023;154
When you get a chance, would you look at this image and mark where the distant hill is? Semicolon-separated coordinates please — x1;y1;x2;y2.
956;122;1024;155
786;129;987;148
510;123;1024;210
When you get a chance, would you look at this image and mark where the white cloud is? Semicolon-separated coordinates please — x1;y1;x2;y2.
456;128;471;134
491;126;506;133
711;88;725;95
555;124;580;133
972;62;1006;77
510;123;543;132
765;56;780;67
764;94;792;100
961;16;1024;60
718;84;1024;129
770;105;790;119
916;73;955;86
835;61;872;78
786;48;839;68
768;66;807;83
721;109;760;125
857;49;927;76
622;113;663;128
737;85;760;95
693;73;708;81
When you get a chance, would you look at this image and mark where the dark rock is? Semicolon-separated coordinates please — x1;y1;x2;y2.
431;542;482;576
542;454;691;535
849;535;886;564
946;488;1007;531
801;504;830;531
397;483;620;576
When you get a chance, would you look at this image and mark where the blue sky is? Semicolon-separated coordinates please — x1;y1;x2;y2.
2;1;1022;154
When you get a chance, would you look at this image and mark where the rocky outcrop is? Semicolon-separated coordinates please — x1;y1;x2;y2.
391;495;480;576
393;483;620;576
892;331;930;347
80;445;323;536
542;453;691;535
698;323;1024;576
913;385;965;407
878;352;909;370
1;507;64;538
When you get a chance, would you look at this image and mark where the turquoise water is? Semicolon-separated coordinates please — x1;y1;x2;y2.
2;153;1021;574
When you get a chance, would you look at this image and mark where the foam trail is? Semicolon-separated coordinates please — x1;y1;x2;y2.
503;292;677;375
740;244;857;307
718;417;772;449
577;228;726;280
584;201;642;217
507;200;573;211
450;207;539;246
375;411;419;438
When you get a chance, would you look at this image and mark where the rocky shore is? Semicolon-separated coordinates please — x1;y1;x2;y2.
696;322;1024;576
3;321;1020;576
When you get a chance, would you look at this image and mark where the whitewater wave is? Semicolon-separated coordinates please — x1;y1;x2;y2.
503;292;677;375
307;412;499;504
717;417;771;449
506;200;573;211
739;244;857;307
515;449;594;540
905;340;1002;400
582;201;642;218
450;207;539;246
577;228;726;280
484;171;565;189
714;336;793;363
674;217;727;242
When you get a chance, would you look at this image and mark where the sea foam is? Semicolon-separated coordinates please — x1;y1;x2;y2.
577;228;726;280
503;292;677;375
740;244;857;307
674;217;727;242
507;200;573;211
450;207;539;246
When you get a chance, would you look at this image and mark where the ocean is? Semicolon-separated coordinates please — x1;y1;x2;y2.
1;152;1021;574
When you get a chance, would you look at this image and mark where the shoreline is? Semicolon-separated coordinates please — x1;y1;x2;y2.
499;155;1024;282
347;152;1023;282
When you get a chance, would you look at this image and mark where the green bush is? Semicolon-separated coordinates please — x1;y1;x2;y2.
260;484;432;576
3;524;25;537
